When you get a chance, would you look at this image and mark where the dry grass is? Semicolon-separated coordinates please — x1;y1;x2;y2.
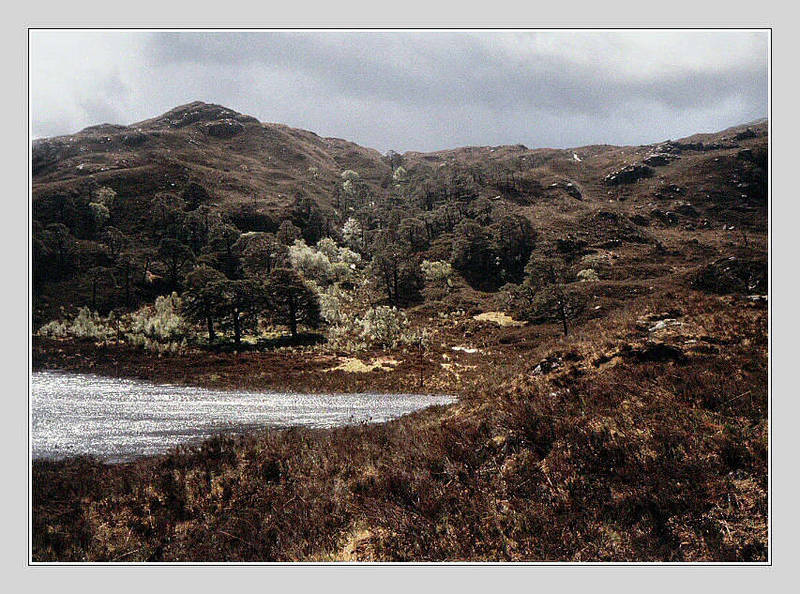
32;290;767;562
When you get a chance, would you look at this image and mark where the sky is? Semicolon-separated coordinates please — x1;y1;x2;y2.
30;30;769;153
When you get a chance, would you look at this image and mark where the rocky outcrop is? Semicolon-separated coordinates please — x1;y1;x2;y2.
650;209;679;226
643;152;678;167
692;257;767;295
604;163;654;185
203;119;245;139
675;203;699;218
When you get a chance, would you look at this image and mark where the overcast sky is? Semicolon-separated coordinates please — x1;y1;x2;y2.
30;30;768;152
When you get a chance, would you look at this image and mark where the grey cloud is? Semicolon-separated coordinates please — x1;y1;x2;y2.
32;31;768;152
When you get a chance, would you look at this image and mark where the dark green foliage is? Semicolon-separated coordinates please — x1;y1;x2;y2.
505;250;584;335
289;195;328;244
236;232;288;277
182;266;227;343
265;268;321;337
490;213;536;283
157;238;195;290
213;278;268;346
101;226;128;261
181;182;212;210
451;220;499;290
150;193;187;239
85;266;116;311
369;230;423;306
276;220;302;246
207;223;242;279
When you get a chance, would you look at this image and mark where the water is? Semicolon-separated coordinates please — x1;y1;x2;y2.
31;371;455;462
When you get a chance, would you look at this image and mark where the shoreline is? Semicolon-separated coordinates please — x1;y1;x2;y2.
32;336;472;396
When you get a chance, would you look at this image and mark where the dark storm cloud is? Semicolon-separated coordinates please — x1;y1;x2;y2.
31;30;768;152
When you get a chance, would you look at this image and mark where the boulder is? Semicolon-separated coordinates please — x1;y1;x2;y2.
203;119;245;138
675;203;699;218
650;209;679;226
692;257;767;295
604;163;655;185
643;152;677;166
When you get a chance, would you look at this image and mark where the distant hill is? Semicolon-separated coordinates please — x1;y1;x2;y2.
31;101;768;324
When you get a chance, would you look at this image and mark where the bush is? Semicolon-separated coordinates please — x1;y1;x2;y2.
325;306;410;351
37;294;189;353
289;238;360;285
289;239;334;284
358;306;408;348
127;293;187;342
38;307;116;341
421;260;454;287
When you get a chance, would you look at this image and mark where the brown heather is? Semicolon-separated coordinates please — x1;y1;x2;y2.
31;103;767;561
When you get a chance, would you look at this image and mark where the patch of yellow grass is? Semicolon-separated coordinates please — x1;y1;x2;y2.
323;357;401;373
473;311;526;327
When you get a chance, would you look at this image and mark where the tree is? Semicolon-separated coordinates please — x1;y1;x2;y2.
214;278;267;346
451;220;498;289
290;196;327;244
342;217;365;252
102;227;128;261
369;231;423;306
86;266;115;311
265;268;321;338
276;220;302;246
115;250;140;307
184;206;221;253
157;238;194;290
491;214;536;283
236;232;287;277
398;217;428;251
43;223;74;276
182;266;226;343
92;185;117;208
208;222;242;278
507;251;583;336
150;193;187;239
88;202;110;237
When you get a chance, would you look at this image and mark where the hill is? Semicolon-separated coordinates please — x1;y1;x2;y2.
31;103;768;562
32;101;767;324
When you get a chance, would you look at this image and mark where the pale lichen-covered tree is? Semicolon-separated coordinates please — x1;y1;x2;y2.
88;202;110;237
342;217;364;252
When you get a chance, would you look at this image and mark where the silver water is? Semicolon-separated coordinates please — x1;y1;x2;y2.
31;371;455;462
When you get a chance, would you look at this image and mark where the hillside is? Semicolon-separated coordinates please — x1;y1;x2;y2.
32;101;767;324
31;103;768;562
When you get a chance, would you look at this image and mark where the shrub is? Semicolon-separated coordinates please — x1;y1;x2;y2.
324;306;409;352
358;306;408;348
289;239;334;284
37;307;116;341
342;218;364;252
421;260;454;287
127;293;187;343
317;290;343;325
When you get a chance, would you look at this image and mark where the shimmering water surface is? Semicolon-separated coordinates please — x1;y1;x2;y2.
32;371;456;462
